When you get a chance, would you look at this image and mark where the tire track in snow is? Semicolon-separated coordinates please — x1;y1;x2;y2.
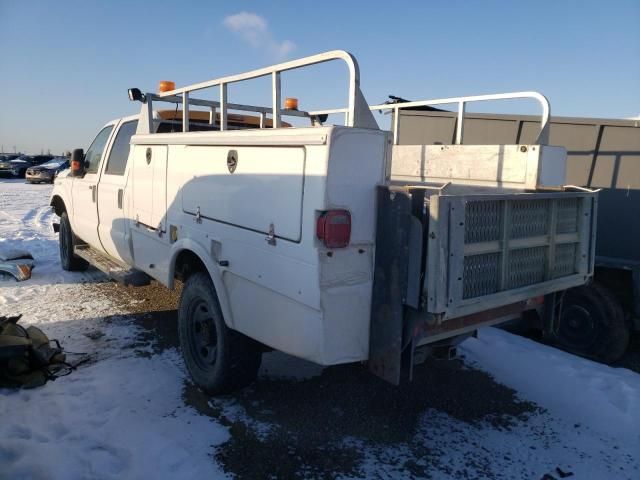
32;205;54;235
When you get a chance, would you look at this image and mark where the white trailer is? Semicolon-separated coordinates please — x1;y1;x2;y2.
50;51;597;392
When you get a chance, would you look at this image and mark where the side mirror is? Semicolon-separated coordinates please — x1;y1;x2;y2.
70;148;85;177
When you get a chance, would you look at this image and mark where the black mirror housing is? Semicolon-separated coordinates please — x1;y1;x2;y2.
70;148;85;176
128;88;145;103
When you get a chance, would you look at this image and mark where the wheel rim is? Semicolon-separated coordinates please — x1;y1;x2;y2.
187;298;218;370
558;303;599;350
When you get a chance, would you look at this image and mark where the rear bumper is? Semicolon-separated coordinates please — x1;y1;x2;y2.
411;298;541;347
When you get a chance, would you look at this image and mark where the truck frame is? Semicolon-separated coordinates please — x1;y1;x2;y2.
50;50;598;392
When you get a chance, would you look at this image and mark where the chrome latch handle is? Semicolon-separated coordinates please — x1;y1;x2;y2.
265;223;276;246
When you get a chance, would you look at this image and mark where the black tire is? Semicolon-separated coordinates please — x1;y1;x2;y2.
554;283;630;363
59;211;88;271
178;271;262;395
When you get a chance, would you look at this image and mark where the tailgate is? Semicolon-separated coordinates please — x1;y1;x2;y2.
369;186;597;383
426;191;597;319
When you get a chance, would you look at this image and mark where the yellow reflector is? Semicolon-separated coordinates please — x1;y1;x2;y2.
158;80;176;93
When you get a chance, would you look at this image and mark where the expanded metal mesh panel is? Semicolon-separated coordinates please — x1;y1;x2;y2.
463;253;500;298
556;198;579;234
461;196;584;300
464;200;502;243
505;246;547;289
510;200;549;239
554;243;578;278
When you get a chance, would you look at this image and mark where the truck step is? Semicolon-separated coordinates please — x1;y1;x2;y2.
74;245;151;287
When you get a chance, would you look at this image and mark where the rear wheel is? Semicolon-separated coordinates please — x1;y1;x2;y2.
554;283;629;363
59;212;88;271
178;271;262;394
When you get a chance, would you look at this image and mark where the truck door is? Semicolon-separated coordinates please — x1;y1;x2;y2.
97;119;138;263
71;124;115;251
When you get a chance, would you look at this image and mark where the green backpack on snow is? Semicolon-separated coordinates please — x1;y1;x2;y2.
0;315;68;388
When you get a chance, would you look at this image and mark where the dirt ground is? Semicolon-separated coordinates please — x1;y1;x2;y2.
79;279;620;480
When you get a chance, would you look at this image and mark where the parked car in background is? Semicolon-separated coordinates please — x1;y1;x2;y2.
0;154;21;176
26;157;69;184
10;155;54;177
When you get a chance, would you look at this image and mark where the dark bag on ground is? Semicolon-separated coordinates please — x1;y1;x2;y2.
0;315;67;388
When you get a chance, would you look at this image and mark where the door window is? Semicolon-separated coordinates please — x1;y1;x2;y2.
84;126;114;174
104;120;138;175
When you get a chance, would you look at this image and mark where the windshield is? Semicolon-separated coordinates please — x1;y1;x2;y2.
12;156;33;163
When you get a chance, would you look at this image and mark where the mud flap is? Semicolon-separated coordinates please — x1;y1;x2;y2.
369;186;422;384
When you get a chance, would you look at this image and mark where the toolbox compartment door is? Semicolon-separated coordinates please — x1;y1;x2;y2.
181;146;305;242
131;145;168;230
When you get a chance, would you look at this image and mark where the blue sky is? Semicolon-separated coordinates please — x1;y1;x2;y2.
1;0;638;154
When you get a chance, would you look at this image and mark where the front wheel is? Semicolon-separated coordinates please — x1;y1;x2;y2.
178;271;262;395
554;283;629;363
59;212;88;271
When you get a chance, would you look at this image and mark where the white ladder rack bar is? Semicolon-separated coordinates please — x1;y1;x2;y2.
219;83;227;131
146;93;311;119
182;92;189;133
156;50;360;131
370;91;551;145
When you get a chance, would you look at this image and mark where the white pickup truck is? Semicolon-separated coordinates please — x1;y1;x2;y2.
50;51;598;394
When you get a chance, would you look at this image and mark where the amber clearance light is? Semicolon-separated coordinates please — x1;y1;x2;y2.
158;80;176;93
284;97;299;110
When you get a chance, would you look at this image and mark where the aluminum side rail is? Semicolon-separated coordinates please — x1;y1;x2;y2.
370;91;551;145
145;93;310;129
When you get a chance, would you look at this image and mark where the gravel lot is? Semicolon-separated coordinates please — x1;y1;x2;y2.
82;280;639;479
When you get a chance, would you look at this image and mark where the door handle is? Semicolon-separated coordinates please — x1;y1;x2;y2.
89;185;96;203
117;189;123;209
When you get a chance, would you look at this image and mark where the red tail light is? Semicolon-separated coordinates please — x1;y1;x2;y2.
317;210;351;248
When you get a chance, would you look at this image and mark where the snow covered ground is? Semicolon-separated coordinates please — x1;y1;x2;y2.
0;178;639;480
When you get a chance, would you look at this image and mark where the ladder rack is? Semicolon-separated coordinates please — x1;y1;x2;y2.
134;50;551;146
139;50;377;134
369;91;551;145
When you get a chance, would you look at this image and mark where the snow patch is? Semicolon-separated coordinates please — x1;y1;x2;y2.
461;328;640;443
